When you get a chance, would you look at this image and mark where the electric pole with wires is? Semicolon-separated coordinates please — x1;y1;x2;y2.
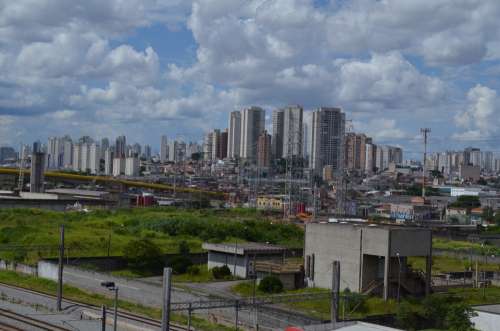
421;128;431;198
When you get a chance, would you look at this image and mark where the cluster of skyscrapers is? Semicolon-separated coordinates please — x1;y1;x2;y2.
427;147;500;177
204;105;403;179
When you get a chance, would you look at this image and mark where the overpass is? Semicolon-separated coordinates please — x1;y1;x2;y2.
0;168;225;199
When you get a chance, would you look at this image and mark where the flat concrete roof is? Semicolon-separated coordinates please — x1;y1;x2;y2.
202;242;286;255
473;304;500;315
45;188;109;197
333;322;402;330
310;221;429;232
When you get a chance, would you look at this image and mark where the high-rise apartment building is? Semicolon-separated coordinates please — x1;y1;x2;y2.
345;133;369;172
227;111;241;159
282;105;303;158
62;136;73;169
257;130;272;168
89;143;100;174
72;143;81;171
115;135;126;158
30;151;45;193
160;135;169;162
311;107;345;176
112;158;125;176
104;148;113;176
240;106;265;162
272;109;284;159
143;144;151;159
125;157;139;176
80;143;90;172
204;132;213;161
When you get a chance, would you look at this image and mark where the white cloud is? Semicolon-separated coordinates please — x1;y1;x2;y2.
454;84;498;138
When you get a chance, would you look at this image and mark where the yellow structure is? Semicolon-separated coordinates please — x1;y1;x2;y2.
256;195;286;211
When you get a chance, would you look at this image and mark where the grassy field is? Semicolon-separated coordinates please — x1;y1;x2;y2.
408;255;500;274
0;269;234;331
0;207;303;263
231;281;397;320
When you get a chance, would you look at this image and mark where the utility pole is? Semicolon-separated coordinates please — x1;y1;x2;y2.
161;267;172;331
101;305;107;331
331;261;340;327
421;128;431;198
57;224;64;311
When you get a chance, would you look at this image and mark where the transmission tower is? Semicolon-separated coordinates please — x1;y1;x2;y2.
421;128;431;198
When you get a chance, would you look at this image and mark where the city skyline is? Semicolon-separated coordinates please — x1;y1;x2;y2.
1;1;500;154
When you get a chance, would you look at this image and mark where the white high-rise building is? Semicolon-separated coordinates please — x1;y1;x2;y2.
282;105;303;158
47;136;63;169
72;144;81;171
113;158;125;176
125;157;139;176
160;135;169;162
240;106;265;162
62;136;73;169
80;143;90;172
227;111;241;159
311;107;345;176
204;132;213;161
104;148;113;176
89;143;100;174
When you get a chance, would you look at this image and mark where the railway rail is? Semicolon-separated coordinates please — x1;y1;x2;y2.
0;307;71;331
0;282;189;331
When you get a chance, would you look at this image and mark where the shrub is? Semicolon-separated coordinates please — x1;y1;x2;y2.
258;275;283;294
342;288;367;313
169;256;193;274
212;265;231;279
187;265;201;275
122;238;163;272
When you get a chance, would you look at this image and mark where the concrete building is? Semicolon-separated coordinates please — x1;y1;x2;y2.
30;151;45;193
203;132;213;161
72;143;81;171
345;133;369;172
104;148;113;176
257;130;272;168
227;111;241;159
272;109;284;160
160;135;169;162
459;164;481;182
202;242;286;279
304;222;432;300
88;143;100;174
112;158;125;176
282;105;303;158
115;135;126;158
62;136;73;169
240;106;265;162
125;157;139;176
311;107;345;176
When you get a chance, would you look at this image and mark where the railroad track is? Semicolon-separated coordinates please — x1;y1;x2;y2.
0;307;71;331
0;320;23;331
0;282;189;331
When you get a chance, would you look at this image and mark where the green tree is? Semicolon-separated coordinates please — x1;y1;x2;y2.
482;207;494;223
258;275;283;294
450;195;481;209
123;238;163;271
178;240;190;256
395;301;419;331
444;303;477;331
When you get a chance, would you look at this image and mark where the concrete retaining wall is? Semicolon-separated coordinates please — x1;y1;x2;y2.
0;260;37;276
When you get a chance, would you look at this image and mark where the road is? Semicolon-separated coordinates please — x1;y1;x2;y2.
58;265;321;330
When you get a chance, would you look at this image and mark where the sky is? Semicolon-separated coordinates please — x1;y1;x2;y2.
1;0;500;158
